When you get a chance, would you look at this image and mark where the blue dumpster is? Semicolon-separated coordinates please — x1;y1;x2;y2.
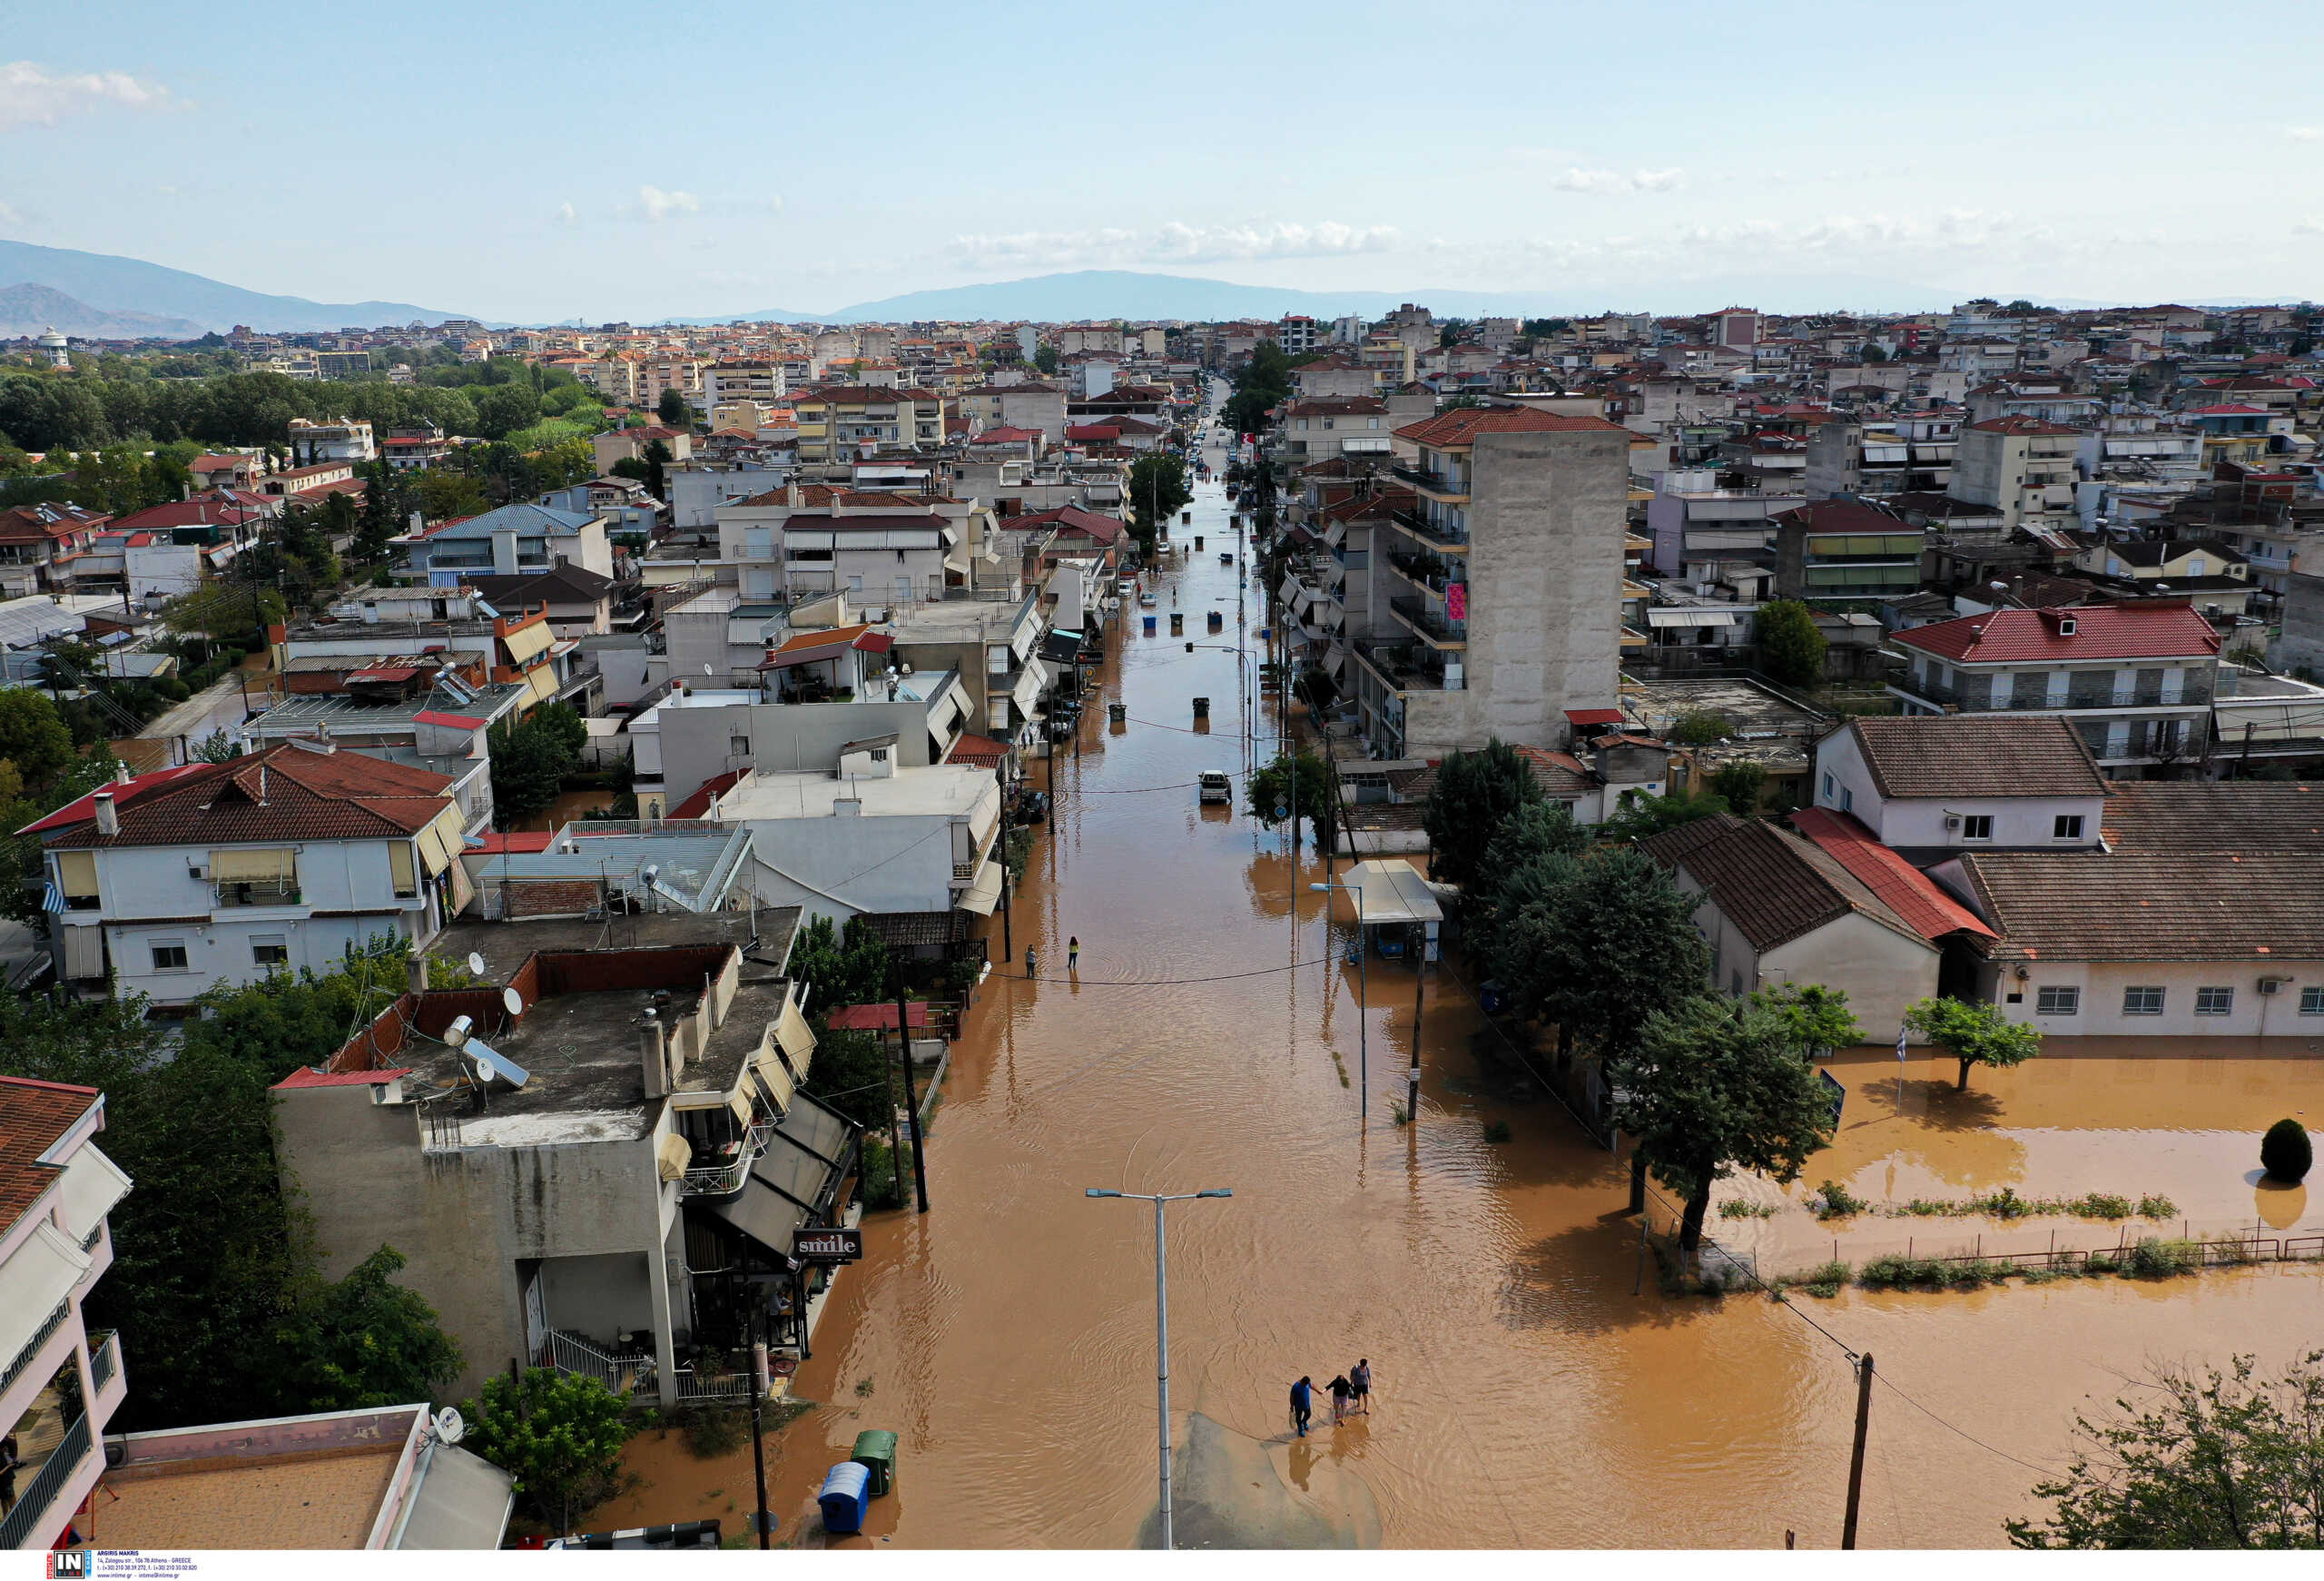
818;1461;871;1534
1142;615;1156;635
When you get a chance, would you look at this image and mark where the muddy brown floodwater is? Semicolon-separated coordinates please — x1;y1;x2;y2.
596;479;2324;1549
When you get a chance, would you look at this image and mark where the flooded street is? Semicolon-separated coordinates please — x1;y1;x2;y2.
600;475;2324;1549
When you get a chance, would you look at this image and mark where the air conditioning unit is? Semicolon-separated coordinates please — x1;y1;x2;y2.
2258;977;2286;995
1943;815;1961;830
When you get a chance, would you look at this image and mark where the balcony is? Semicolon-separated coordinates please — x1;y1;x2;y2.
1387;549;1451;596
0;1301;69;1398
1389;508;1469;553
680;1116;775;1199
215;880;301;908
1891;679;2212;713
1354;637;1462;693
1388;595;1466;649
0;1412;92;1550
1391;464;1469;500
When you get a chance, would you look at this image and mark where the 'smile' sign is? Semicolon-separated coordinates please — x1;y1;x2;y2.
793;1227;863;1263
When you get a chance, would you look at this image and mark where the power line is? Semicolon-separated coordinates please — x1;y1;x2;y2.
1008;954;1337;988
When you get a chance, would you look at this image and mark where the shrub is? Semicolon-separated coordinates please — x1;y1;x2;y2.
2125;1238;2200;1279
1719;1200;1779;1220
2072;1192;2132;1220
2261;1118;2313;1183
1974;1186;2033;1220
2136;1193;2178;1219
1799;1260;1850;1299
1813;1179;1869;1220
679;1405;749;1458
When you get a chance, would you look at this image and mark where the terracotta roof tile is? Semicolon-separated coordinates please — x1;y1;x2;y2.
1394;407;1630;447
0;1076;101;1232
38;744;454;849
1955;851;2324;963
1845;716;2107;800
1644;815;1927;953
1891;604;2220;665
2099;782;2324;854
1789;808;1994;939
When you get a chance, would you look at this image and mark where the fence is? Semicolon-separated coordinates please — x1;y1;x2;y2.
0;1413;90;1549
541;1329;657;1395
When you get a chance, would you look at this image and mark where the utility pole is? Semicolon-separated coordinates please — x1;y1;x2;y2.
894;967;931;1213
1409;954;1424;1116
1841;1351;1875;1550
1310;879;1367;1123
1084;1187;1233;1551
749;1308;773;1549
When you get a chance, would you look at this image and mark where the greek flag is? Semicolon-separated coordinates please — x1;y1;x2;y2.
40;882;64;914
1896;1024;1909;1063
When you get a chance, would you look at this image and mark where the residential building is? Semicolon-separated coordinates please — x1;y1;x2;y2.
0;1075;131;1552
272;914;860;1408
792;387;944;461
0;504;108;598
1769;499;1925;601
1642;469;1802;591
1949;417;2084;529
23;743;472;1006
286;416;377;463
959;383;1068;446
1275;395;1427;466
394;501;615;584
1351;407;1630;758
591;427;695;475
1809;715;2110;861
1886;602;2223;772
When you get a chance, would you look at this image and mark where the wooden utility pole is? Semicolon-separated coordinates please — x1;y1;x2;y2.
1408;956;1424;1114
1841;1351;1875;1550
895;970;930;1213
750;1309;773;1549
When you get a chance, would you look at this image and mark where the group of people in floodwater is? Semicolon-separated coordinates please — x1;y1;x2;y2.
1288;1361;1372;1437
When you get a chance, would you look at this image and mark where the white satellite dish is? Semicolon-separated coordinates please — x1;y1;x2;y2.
434;1406;465;1444
467;952;487;978
502;985;523;1018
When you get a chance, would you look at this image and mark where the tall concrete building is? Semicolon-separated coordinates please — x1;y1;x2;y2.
1349;406;1630;758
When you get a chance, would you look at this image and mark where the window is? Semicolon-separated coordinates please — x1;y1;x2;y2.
2122;985;2166;1016
251;934;289;966
2035;985;2080;1015
1822;771;1836;803
151;941;189;972
1960;814;1993;841
2195;986;2234;1016
729;734;751;758
2301;985;2324;1015
2053;814;2083;840
1840;786;1854;813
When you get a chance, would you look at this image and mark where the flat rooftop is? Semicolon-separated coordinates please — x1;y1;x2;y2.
469;826;751;912
718;762;998;821
248;683;531;734
98;1443;404;1548
1619;674;1830;740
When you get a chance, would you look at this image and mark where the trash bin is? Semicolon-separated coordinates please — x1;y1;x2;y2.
1194;535;1204;551
1170;612;1184;634
1142;615;1156;635
852;1429;898;1497
1192;697;1210;718
818;1462;871;1534
1207;610;1223;631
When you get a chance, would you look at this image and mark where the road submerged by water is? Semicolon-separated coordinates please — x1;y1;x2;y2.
600;469;2324;1550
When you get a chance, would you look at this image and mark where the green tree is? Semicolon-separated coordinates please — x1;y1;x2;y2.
1859;342;1888;363
655;387;692;428
1669;708;1736;746
1125;451;1191;557
0;750;124;925
2008;1351;2324;1548
1905;996;2042;1092
462;1367;634;1533
1032;344;1060;375
418;469;489;523
191;728;241;763
802;1024;894;1134
2260;1118;2311;1183
791;914;893;1013
268;1246;463;1411
1222;340;1295;435
1246;746;1335;854
640;438;673;501
1611;993;1838;1250
1749;983;1863;1060
1422;737;1541;892
1708;759;1767;814
183;934;414;1082
489;707;586;830
1471;798;1588;943
1757;598;1827;687
0;687;75;789
1597;786;1730;844
1489;846;1709;1065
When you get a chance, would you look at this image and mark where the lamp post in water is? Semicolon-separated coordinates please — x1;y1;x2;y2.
1084;1186;1234;1550
1311;879;1367;1122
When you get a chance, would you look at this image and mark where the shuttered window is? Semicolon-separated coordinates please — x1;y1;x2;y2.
54;851;99;899
209;848;296;883
389;840;419;897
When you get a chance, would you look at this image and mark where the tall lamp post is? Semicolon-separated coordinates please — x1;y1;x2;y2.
1310;879;1367;1122
1084;1186;1233;1551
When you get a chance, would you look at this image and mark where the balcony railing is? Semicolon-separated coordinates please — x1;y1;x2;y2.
1390;508;1469;550
680;1117;775;1199
1389;595;1466;647
0;1412;91;1549
1387;549;1451;595
1354;637;1462;692
215;881;301;908
90;1329;118;1391
1896;680;2211;712
1391;464;1469;498
1;1301;69;1398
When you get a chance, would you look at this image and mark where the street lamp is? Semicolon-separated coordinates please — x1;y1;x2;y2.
1084;1186;1233;1551
1311;880;1366;1122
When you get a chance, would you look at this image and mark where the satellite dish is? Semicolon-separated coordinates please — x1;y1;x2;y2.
434;1406;465;1444
467;952;487;977
502;985;524;1018
464;1039;530;1091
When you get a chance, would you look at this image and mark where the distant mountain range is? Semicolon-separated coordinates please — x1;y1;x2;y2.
0;240;467;335
0;282;207;341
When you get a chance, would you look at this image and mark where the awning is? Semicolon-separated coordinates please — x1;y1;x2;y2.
0;1221;92;1366
524;664;559;704
656;1130;693;1183
391;1443;516;1550
955;857;1003;915
773;996;816;1080
1040;629;1084;665
1335;859;1445;926
417;822;456;877
443;852;477;915
210;847;296;883
783;529;835;550
54;1141;130;1240
1323;643;1348;677
54;850;98;899
1647;608;1741;627
1563;708;1626;726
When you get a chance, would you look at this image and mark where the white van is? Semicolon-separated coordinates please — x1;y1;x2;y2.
1198;770;1233;805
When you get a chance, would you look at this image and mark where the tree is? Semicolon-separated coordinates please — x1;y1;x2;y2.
1125;451;1191;557
462;1367;633;1533
802;1024;894;1134
1222;340;1295;436
0;750;124;925
1905;996;2042;1092
1610;993;1838;1250
791;914;893;1014
2008;1351;2324;1548
1471;799;1587;936
1596;786;1730;845
1757;598;1827;687
0;687;75;789
191;728;241;763
1246;746;1335;854
488;707;586;830
1032;344;1060;375
1859;342;1888;363
2261;1119;2312;1184
1490;846;1709;1066
268;1246;463;1412
655;387;691;428
640;438;672;501
1708;759;1767;814
1669;708;1736;746
1749;983;1863;1061
183;934;414;1082
1422;737;1541;892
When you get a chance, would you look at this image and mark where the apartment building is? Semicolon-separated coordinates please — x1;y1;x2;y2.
0;504;110;598
1886;602;2222;772
1949;417;2085;529
0;1076;131;1551
959;382;1068;445
394;500;615;583
1348;406;1629;758
792;387;944;461
1769;499;1925;601
25;743;472;1006
286;416;377;463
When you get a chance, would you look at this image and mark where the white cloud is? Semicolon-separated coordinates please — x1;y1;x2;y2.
0;61;171;133
638;184;699;221
1548;167;1685;193
2286;126;2323;142
947;220;1399;271
556;202;579;226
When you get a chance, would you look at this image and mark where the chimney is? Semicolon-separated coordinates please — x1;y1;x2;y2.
641;1012;667;1099
408;953;430;994
93;791;119;837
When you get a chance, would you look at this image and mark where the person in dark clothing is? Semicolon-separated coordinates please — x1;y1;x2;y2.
0;1431;18;1514
1349;1359;1372;1414
1326;1373;1353;1424
1289;1376;1314;1438
1025;945;1038;977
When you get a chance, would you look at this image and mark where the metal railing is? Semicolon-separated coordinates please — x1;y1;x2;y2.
1390;464;1467;497
0;1300;69;1397
1389;508;1468;549
675;1367;756;1402
0;1413;91;1549
1388;595;1464;645
89;1330;117;1391
1898;681;2211;712
541;1329;652;1394
680;1118;774;1198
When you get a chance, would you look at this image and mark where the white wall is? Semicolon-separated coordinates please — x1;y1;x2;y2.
1974;955;2324;1039
743;814;955;923
1814;727;2105;848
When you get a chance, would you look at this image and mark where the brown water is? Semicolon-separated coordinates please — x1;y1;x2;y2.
596;479;2324;1549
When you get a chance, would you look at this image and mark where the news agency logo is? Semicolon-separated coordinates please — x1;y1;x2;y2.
46;1553;90;1579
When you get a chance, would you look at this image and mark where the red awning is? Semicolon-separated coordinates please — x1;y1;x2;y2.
823;1002;931;1032
1564;708;1626;726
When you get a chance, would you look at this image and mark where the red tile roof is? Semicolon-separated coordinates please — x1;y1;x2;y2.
1890;603;2220;664
945;732;1009;769
823;1002;931;1032
272;1067;412;1089
1788;808;1996;940
34;744;455;848
1563;708;1626;726
670;769;743;819
18;762;207;835
1395;407;1629;447
0;1075;101;1231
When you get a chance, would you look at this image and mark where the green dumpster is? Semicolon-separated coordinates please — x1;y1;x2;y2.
852;1429;898;1497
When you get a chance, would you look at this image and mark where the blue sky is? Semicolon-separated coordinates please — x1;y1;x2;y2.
4;0;2321;321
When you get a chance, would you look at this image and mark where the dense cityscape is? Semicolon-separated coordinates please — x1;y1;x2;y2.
5;4;2324;1563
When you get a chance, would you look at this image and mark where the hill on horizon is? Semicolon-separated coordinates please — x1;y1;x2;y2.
0;282;208;341
0;240;468;334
